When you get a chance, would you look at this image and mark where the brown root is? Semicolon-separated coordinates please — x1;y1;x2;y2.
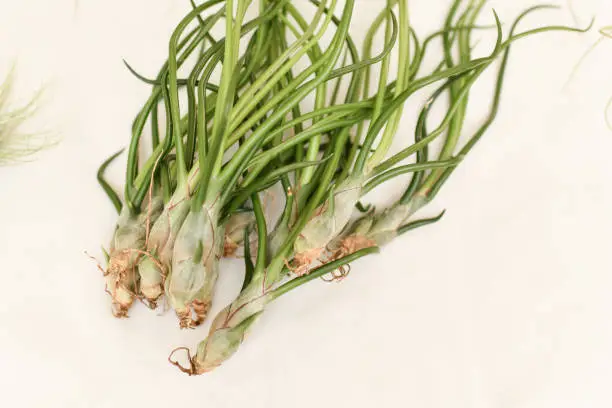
105;247;163;317
107;250;131;277
85;251;106;275
330;234;376;261
168;346;219;376
168;347;218;376
168;347;196;376
139;295;159;310
177;300;211;329
111;302;131;318
91;251;135;314
139;286;163;309
319;235;376;283
192;299;210;325
104;251;138;317
177;308;194;329
321;263;351;283
290;247;324;276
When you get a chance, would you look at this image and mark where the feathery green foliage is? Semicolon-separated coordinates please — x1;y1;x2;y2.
0;68;49;165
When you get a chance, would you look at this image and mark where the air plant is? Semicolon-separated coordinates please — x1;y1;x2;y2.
338;4;555;249
95;0;588;374
99;0;369;322
0;68;49;165
167;2;587;374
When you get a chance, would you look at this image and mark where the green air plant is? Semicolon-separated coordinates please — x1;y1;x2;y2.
161;0;364;328
0;68;48;165
95;0;588;373
337;4;567;249
167;2;588;375
345;4;592;251
254;0;477;274
279;0;491;275
284;0;416;275
99;0;377;323
289;1;591;274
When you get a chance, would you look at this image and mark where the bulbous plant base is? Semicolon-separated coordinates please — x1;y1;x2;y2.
191;356;219;375
140;283;163;309
105;251;138;318
109;297;132;318
169;287;265;375
223;236;239;257
176;299;210;329
140;290;162;310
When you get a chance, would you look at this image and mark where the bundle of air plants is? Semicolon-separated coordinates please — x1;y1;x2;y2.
96;0;587;374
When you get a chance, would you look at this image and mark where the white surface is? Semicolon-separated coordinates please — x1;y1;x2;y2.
0;0;611;407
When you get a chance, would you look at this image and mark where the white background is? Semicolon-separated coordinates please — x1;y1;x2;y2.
0;0;611;407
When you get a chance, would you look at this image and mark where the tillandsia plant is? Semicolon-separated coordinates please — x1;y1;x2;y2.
334;2;567;249
95;0;588;373
99;0;386;322
166;2;589;374
0;68;49;165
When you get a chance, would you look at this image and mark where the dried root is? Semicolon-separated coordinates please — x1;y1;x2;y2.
176;299;211;329
168;347;198;376
288;246;325;276
321;264;351;283
168;346;217;376
330;235;376;261
105;250;139;318
319;235;376;282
